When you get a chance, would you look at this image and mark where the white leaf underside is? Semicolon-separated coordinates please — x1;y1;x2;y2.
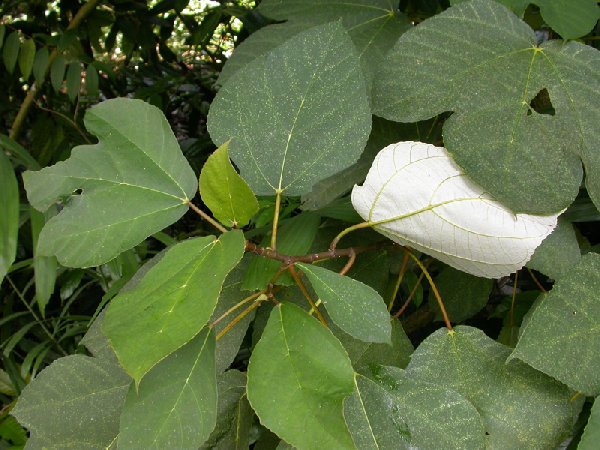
352;141;560;278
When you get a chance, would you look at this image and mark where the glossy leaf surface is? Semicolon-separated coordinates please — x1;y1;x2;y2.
199;141;258;228
23;98;198;267
104;231;245;384
247;303;355;449
297;263;391;344
352;141;559;278
208;21;371;196
512;253;600;395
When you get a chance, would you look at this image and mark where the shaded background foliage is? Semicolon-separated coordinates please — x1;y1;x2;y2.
1;0;600;448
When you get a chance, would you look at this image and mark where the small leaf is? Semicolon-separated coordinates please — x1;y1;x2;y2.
429;267;493;323
50;54;66;92
352;141;560;278
118;328;217;449
208;21;371;196
579;397;600;450
32;47;49;84
511;253;600;396
66;61;81;102
17;38;35;80
85;64;99;97
200;141;259;228
406;326;577;449
527;217;581;280
2;31;20;74
23;98;198;267
0;150;19;284
247;303;355;449
297;263;391;344
103;231;244;384
30;208;57;316
534;0;600;40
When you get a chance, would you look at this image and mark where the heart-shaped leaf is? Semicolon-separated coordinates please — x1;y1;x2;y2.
351;141;560;278
23;98;198;267
208;21;371;196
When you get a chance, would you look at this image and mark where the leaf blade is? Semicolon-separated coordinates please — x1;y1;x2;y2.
0;150;19;283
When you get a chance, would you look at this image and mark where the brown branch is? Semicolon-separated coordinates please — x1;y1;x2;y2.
289;265;327;326
338;248;356;276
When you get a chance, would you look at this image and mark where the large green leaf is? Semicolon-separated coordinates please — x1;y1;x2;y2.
208;21;371;196
199;141;258;228
374;0;600;214
297;263;391;344
219;1;410;90
511;253;600;396
406;326;577;449
0;149;19;283
23;98;198;267
346;367;486;449
247;303;355;449
579;397;600;450
12;316;131;449
527;217;581;280
103;231;245;384
118;328;217;449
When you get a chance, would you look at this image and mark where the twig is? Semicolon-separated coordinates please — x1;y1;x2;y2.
526;267;547;293
339;248;356;276
271;190;282;250
34;101;92;144
216;300;263;341
211;291;264;328
289;265;327;326
388;251;410;312
393;269;426;319
329;221;372;250
187;201;228;233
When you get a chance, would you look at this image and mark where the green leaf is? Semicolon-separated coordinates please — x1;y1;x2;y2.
429;266;493;323
0;149;19;283
118;328;217;449
297;263;391;344
242;212;321;290
247;303;355;449
208;21;371;196
66;61;81;102
511;253;600;396
0;133;40;170
11;352;130;449
50;54;66;92
534;0;600;40
0;415;27;446
579;397;600;450
30;208;57;315
103;231;245;384
406;326;577;449
200;141;259;227
0;25;5;48
527;217;581;280
211;256;257;373
33;47;49;84
23;98;198;267
346;368;486;449
332;319;413;370
374;0;600;214
200;370;252;450
85;63;99;97
2;31;20;74
18;38;35;80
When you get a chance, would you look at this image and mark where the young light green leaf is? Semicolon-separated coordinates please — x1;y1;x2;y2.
33;47;49;84
85;64;99;97
297;263;391;344
0;150;18;284
23;98;198;267
429;267;493;323
103;231;244;385
247;303;355;449
346;367;486;450
352;141;560;278
579;397;600;450
527;218;581;280
50;54;66;92
374;0;600;214
200;141;258;228
118;328;217;449
2;31;20;74
18;38;35;80
208;21;371;196
30;208;57;316
66;61;81;102
511;253;600;396
11;353;130;449
406;326;577;449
